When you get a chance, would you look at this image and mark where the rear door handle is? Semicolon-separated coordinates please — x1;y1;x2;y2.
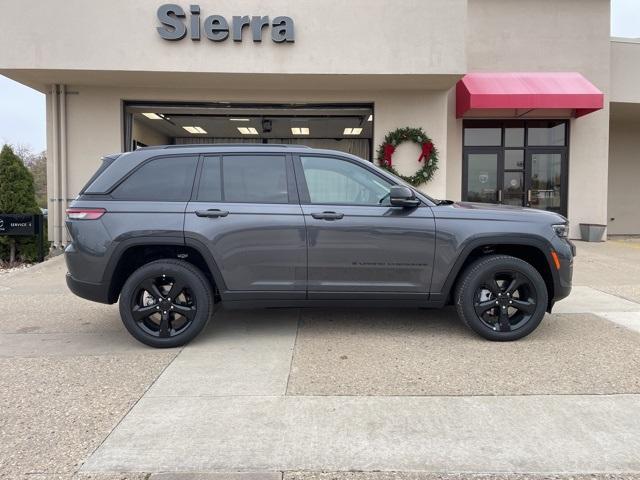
195;209;229;218
311;211;344;220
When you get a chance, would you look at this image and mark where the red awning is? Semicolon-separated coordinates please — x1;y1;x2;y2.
456;72;604;119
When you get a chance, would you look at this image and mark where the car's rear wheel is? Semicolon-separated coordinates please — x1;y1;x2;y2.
454;254;548;341
119;259;213;348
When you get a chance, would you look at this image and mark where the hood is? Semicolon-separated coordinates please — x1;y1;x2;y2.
434;201;567;224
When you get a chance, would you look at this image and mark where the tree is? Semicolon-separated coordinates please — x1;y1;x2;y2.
0;145;40;264
7;144;47;209
27;152;47;209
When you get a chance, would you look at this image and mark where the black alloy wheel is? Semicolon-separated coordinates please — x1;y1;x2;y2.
119;259;213;348
131;275;196;338
455;255;548;341
473;270;537;332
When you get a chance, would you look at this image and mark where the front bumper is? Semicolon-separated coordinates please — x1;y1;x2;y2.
549;238;574;307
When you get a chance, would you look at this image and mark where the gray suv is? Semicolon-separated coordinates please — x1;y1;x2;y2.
65;145;574;347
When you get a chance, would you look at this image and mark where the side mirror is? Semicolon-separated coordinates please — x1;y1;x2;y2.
390;186;420;208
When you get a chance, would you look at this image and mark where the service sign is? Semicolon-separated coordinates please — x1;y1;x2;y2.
0;214;37;236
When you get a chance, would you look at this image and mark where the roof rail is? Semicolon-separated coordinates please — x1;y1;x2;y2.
136;143;312;150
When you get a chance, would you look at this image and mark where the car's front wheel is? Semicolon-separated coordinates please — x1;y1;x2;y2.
119;259;213;348
454;254;548;341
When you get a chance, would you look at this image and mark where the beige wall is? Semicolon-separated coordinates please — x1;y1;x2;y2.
0;0;466;77
611;40;640;103
608;118;640;235
446;87;463;202
6;0;626;242
463;0;611;238
53;86;450;205
608;40;640;235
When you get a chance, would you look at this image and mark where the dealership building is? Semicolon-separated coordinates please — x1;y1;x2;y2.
0;0;639;244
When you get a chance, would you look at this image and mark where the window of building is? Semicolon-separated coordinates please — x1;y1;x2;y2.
112;155;198;201
526;120;566;146
223;155;289;204
300;156;392;205
464;127;502;146
462;120;568;215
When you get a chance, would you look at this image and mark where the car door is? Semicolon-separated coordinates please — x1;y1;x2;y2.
184;153;306;300
294;154;436;300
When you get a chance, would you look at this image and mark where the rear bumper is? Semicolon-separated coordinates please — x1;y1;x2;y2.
66;273;112;304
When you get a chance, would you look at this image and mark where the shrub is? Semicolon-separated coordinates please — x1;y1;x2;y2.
0;145;43;264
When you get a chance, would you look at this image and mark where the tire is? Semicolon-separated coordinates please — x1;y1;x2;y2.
119;259;213;348
454;254;548;341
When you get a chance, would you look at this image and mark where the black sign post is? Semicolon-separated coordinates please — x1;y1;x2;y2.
0;214;45;262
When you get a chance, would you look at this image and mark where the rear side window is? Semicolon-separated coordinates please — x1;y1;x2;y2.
197;157;222;202
112;156;198;201
80;155;118;194
224;155;288;203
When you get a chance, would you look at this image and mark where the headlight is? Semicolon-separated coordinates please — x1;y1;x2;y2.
552;223;569;238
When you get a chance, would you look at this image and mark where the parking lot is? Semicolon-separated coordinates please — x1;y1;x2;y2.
1;240;640;480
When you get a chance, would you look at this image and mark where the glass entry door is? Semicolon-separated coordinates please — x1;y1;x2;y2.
464;151;499;203
464;150;526;207
462;120;568;215
526;151;566;213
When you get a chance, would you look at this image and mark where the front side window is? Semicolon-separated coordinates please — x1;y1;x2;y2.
112;156;198;201
223;155;288;204
300;156;392;205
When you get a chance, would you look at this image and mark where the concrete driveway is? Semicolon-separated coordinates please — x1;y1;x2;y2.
1;240;640;480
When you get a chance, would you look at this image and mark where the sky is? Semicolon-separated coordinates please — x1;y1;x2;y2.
1;0;639;154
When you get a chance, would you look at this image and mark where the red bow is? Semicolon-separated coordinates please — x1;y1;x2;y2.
383;144;396;166
418;141;433;163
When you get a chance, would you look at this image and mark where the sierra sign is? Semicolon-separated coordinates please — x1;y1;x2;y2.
156;4;295;43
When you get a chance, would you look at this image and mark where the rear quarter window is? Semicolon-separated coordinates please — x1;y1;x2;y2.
111;155;198;201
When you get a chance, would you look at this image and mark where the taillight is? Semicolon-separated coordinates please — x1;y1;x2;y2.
66;208;106;220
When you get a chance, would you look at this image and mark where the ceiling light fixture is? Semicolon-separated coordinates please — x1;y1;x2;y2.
368;114;373;122
229;118;250;122
142;113;163;120
343;127;363;135
183;126;207;134
291;127;310;135
238;127;259;135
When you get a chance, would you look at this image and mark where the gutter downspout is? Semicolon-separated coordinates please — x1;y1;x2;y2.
60;84;68;247
51;84;60;249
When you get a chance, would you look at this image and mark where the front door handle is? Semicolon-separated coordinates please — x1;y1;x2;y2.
311;211;344;220
195;209;229;218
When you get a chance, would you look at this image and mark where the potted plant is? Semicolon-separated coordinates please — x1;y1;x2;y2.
579;223;606;242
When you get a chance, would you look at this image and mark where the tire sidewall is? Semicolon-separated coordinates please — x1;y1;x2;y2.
119;260;213;348
456;255;548;341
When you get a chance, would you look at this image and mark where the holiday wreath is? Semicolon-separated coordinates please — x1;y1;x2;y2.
376;126;439;187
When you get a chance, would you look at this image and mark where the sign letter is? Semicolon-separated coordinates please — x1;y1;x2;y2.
157;4;187;41
190;5;201;41
251;16;270;42
271;16;294;43
204;15;229;41
232;16;251;42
